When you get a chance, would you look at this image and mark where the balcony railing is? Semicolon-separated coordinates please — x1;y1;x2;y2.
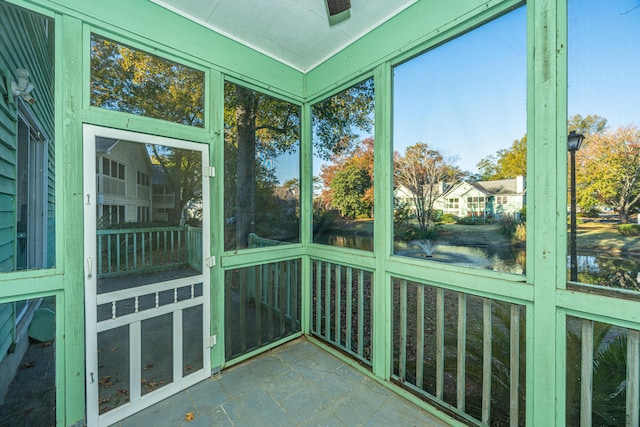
392;278;526;425
311;260;373;366
97;226;202;278
225;259;302;361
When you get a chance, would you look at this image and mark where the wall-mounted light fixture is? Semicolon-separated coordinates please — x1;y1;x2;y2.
11;68;36;104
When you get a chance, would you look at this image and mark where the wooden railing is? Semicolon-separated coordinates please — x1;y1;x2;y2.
311;260;373;365
392;278;526;425
97;226;202;278
248;232;289;248
225;259;301;360
566;317;639;426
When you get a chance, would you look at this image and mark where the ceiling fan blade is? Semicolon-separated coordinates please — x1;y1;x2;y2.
326;0;351;16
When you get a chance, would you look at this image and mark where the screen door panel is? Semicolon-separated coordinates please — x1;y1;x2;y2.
84;126;211;427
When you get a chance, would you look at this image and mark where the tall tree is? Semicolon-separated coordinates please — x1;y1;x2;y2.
477;135;527;180
320;137;374;218
568;113;608;137
576;126;640;223
395;143;461;233
149;145;202;225
224;83;300;248
312;79;375;161
225;78;374;248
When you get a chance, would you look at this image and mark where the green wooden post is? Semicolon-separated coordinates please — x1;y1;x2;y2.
372;62;392;380
530;0;563;424
207;68;224;372
61;13;86;426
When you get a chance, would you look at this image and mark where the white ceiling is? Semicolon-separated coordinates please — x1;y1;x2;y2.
149;0;417;72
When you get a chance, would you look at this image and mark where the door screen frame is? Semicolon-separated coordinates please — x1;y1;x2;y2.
83;125;211;427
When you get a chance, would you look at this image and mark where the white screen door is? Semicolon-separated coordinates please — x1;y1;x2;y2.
83;125;211;427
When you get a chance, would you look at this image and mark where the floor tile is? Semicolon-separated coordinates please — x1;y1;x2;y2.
114;338;449;427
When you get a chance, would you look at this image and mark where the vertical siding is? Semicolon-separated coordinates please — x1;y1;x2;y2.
0;86;17;272
0;2;55;363
0;303;13;361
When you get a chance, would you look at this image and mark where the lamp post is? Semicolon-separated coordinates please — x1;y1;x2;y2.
568;130;584;282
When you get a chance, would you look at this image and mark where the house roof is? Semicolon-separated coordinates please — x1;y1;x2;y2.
441;177;525;198
442;181;492;198
474;178;522;195
95;137;120;154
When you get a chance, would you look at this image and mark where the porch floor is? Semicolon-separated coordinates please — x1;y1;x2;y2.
111;337;448;427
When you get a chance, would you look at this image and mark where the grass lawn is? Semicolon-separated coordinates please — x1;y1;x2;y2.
437;223;511;245
575;221;640;254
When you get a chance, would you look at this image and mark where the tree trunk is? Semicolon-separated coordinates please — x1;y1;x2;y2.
619;206;630;224
235;87;256;249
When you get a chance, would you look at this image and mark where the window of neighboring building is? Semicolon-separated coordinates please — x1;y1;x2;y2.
223;82;301;251
90;33;205;128
99;205;125;225
137;206;150;222
496;196;508;205
99;157;126;197
137;171;149;187
445;198;459;209
467;197;486;211
393;7;526;273
311;78;375;251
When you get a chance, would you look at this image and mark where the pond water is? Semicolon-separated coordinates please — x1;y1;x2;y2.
315;233;639;290
571;253;640;291
314;234;374;251
395;242;526;275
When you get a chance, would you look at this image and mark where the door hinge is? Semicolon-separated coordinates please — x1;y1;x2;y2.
205;335;217;348
205;256;216;268
203;166;215;178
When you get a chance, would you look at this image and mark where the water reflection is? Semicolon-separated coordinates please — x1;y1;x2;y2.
314;234;373;251
318;233;638;289
395;243;525;274
569;253;640;291
316;233;526;274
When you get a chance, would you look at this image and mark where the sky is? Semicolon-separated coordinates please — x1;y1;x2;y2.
392;6;527;175
568;0;640;130
295;1;639;183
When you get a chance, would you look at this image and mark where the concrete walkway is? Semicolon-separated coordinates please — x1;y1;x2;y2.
112;338;449;427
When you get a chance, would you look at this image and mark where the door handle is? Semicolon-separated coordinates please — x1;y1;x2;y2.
86;257;92;279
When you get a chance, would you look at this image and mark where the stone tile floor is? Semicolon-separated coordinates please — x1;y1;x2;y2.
111;338;449;427
0;338;56;427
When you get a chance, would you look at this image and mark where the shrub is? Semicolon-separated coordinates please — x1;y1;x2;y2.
431;209;444;223
440;213;458;224
499;213;525;241
457;216;481;225
313;207;337;233
519;206;526;221
395;224;439;241
581;207;600;218
618;224;640;236
514;223;526;242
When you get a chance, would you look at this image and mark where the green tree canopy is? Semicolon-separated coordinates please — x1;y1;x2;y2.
312;78;375;161
477;135;527;180
576;125;640;223
568;113;608;136
91;34;204;127
320;137;374;219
